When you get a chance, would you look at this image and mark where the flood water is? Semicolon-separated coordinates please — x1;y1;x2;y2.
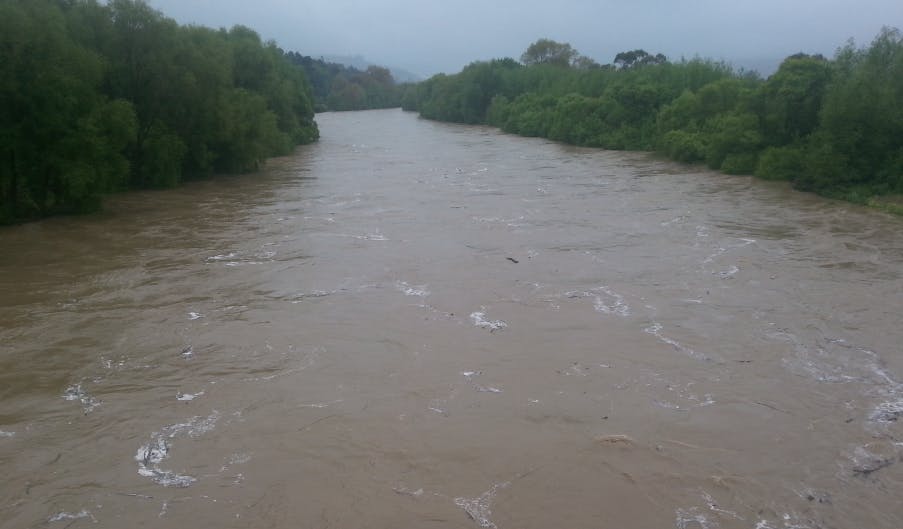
1;109;902;529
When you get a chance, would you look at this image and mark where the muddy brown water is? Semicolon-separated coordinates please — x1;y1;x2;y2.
1;109;902;529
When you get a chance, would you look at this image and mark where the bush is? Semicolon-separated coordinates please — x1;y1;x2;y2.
755;146;805;181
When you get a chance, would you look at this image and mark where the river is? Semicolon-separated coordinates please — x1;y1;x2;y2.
1;109;902;529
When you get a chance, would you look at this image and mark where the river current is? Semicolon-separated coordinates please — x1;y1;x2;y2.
1;109;902;528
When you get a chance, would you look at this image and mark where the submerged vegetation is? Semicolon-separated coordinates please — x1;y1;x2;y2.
403;30;903;206
0;0;320;224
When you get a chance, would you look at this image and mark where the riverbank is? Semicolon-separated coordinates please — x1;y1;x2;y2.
1;0;318;226
402;30;903;211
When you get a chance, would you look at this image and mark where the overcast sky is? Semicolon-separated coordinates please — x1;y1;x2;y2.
146;0;902;77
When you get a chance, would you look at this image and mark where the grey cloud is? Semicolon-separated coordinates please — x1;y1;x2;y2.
148;0;903;76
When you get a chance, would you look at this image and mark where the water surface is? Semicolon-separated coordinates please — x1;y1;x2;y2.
2;109;902;529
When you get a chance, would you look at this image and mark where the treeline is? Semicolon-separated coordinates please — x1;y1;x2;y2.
403;30;903;204
287;54;405;112
0;0;319;224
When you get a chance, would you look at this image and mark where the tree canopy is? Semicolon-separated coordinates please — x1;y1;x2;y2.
521;39;579;67
0;0;319;224
403;29;903;205
285;54;405;112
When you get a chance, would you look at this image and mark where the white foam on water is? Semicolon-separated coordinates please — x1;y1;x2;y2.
0;430;15;438
655;400;683;410
592;286;631;316
700;491;743;521
177;391;204;402
291;289;339;303
870;400;903;423
48;510;96;523
205;248;276;266
563;363;589;376
454;481;510;529
393;486;424;497
847;442;898;475
695;394;716;407
396;281;430;297
702;247;727;264
228;453;251;465
470;310;507;331
717;265;739;278
298;399;343;408
135;411;220;488
62;384;100;413
220;452;252;473
751;511;815;529
702;238;755;264
206;252;238;262
675;507;718;529
644;323;711;362
460;370;502;394
564;286;630;317
777;336;900;390
472;216;522;224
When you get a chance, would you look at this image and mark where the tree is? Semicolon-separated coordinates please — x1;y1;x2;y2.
572;55;601;70
521;38;578;67
760;53;831;144
614;49;667;69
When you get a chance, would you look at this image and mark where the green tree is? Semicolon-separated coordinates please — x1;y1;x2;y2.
521;38;578;67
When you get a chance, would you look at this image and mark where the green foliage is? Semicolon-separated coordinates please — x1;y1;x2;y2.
414;60;523;124
286;54;404;111
703;112;762;171
755;146;805;181
796;28;903;193
661;130;707;163
613;49;668;69
0;0;319;223
521;38;578;67
760;54;831;144
407;29;903;204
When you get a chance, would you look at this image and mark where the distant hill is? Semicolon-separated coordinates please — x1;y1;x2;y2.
320;55;422;83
